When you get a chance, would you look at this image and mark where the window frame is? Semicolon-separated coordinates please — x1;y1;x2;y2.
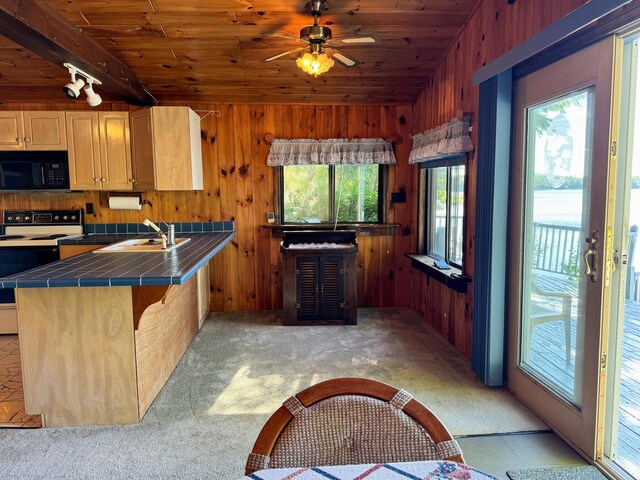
418;160;467;270
277;164;387;225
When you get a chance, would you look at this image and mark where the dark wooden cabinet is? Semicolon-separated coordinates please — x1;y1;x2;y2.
296;256;345;322
282;231;357;326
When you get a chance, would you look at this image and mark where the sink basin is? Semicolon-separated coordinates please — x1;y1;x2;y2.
93;237;191;253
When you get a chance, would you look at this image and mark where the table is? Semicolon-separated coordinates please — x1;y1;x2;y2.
242;460;498;479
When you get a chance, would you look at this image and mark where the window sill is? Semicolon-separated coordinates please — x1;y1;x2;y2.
405;253;471;293
264;223;400;237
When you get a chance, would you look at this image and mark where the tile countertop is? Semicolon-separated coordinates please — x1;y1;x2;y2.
0;232;236;289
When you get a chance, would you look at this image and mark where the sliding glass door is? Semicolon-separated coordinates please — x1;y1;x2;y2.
507;37;617;458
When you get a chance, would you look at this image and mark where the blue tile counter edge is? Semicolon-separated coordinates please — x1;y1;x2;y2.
83;221;233;236
0;232;236;289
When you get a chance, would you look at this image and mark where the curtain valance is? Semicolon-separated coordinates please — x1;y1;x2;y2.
409;117;474;165
267;138;396;166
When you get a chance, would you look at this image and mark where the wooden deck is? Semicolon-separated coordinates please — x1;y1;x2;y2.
528;272;640;476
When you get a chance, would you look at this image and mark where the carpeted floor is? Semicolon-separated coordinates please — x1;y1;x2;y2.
0;308;547;479
506;465;607;480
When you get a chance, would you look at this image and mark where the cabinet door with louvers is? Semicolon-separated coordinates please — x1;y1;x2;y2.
296;256;345;322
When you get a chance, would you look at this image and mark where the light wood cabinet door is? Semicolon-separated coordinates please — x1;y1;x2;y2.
130;109;156;190
0;111;25;150
99;112;132;190
59;244;101;259
66;112;101;190
23;112;67;150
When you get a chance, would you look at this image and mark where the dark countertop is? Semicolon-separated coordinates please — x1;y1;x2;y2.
0;232;235;289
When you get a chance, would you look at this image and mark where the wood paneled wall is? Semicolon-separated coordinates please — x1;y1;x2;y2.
0;102;415;312
411;0;590;358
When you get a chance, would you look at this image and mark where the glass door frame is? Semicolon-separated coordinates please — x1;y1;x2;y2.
602;31;640;480
507;36;619;460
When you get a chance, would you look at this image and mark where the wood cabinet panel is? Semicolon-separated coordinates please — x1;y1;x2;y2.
23;111;67;150
66;112;101;190
0;111;66;151
130;109;156;190
196;262;210;328
99;112;132;190
66;111;132;191
133;276;199;418
285;253;356;325
129;107;203;191
59;244;101;259
17;286;139;427
0;112;25;150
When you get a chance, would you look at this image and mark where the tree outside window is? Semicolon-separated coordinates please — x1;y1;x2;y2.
282;164;381;224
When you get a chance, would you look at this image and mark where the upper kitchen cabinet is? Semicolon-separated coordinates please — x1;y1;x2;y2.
66;111;132;191
0;112;67;151
130;107;203;191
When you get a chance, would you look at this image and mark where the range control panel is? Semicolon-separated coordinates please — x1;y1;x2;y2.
3;210;83;225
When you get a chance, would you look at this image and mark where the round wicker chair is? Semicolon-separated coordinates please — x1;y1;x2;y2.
245;377;464;474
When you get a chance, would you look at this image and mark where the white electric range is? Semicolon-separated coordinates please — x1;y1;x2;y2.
0;209;83;334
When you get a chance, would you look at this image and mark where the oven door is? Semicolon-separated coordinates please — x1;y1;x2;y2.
0;246;59;333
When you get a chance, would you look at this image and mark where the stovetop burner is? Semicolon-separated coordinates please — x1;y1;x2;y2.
0;235;25;241
30;234;69;240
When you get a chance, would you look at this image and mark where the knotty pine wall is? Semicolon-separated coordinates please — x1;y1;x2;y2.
411;0;591;358
0;102;415;312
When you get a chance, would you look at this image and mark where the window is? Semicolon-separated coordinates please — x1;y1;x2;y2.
281;164;382;223
423;165;465;268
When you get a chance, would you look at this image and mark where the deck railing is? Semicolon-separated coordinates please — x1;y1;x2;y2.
532;222;581;276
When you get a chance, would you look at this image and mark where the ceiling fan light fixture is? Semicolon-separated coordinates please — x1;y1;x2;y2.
297;51;334;77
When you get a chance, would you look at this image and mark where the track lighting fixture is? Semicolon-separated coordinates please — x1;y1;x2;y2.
62;63;103;107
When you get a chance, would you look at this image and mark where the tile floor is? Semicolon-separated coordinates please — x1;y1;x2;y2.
457;431;588;478
0;335;41;428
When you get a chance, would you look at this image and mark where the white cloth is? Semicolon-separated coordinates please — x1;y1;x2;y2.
241;460;497;479
267;138;396;166
409;117;474;164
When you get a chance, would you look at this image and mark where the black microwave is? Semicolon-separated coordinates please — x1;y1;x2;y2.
0;151;70;191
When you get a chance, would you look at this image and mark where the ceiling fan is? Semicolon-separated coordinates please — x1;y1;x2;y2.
263;0;378;76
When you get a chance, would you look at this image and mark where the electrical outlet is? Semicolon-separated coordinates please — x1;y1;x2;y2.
86;203;94;215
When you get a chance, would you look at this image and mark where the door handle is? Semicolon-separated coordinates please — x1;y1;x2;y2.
583;229;599;282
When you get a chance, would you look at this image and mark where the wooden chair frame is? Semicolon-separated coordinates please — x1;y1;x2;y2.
245;377;464;474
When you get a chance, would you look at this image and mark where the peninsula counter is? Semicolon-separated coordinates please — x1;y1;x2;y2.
0;231;235;427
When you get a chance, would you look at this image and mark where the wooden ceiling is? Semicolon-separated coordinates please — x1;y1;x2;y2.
0;0;479;105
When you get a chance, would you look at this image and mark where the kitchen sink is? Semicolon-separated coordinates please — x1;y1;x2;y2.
92;237;191;253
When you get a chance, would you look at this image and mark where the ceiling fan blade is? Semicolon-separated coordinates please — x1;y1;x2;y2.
333;35;378;45
329;49;360;68
265;33;307;43
264;47;306;62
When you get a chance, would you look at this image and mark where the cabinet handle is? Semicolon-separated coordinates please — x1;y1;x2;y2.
93;178;99;183
130;178;137;183
101;178;107;182
24;137;31;142
16;137;23;143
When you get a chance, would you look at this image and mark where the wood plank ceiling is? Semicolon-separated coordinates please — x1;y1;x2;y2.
0;0;479;105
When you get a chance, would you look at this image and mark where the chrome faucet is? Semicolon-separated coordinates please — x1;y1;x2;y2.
143;219;168;249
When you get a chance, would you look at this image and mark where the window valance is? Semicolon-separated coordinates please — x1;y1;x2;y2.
267;138;396;166
409;117;474;166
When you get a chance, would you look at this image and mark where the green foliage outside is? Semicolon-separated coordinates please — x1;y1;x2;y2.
283;164;379;223
283;165;329;223
335;165;379;222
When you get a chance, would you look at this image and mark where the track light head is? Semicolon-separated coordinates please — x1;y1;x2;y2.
63;69;85;99
84;81;102;107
